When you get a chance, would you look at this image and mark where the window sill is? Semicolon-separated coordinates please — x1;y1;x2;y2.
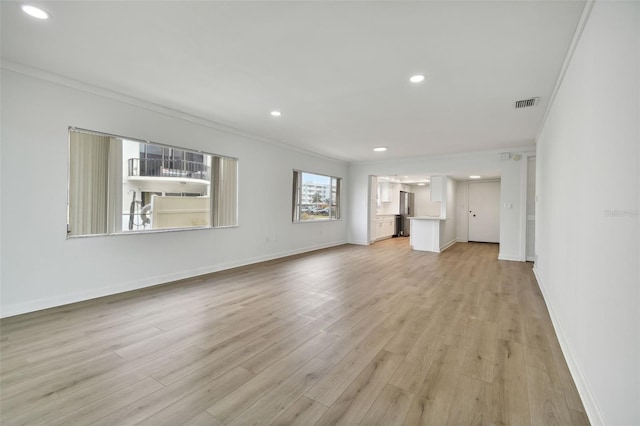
292;219;343;224
66;225;240;239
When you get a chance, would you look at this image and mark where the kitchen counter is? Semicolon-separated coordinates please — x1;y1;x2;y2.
409;216;446;252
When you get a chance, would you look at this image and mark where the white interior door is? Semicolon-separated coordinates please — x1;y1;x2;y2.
468;181;500;243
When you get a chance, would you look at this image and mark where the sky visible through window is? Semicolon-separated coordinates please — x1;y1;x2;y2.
302;172;329;186
293;170;340;221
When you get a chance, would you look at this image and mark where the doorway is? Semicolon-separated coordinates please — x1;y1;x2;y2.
468;181;500;243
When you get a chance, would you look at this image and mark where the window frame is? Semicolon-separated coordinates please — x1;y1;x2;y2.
292;169;342;223
67;127;238;238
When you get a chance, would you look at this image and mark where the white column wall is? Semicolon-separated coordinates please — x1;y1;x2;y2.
440;176;457;249
535;2;639;424
456;181;469;242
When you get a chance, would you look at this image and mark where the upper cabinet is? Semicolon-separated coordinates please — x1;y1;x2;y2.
379;182;391;202
430;176;444;202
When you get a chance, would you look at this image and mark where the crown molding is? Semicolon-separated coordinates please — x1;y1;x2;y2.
535;0;595;141
0;59;348;165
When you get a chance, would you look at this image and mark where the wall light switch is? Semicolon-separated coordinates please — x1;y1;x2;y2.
504;202;513;209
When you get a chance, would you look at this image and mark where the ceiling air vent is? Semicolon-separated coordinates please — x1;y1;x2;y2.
514;97;539;109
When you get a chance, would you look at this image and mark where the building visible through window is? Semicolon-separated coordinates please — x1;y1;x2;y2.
124;139;211;232
68;128;238;237
292;170;341;222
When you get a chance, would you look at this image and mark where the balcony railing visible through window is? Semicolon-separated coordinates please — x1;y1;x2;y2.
128;158;210;180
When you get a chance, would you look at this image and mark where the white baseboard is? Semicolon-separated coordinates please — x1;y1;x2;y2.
0;240;347;318
439;239;457;252
348;240;370;246
498;253;523;262
456;238;469;243
532;267;604;426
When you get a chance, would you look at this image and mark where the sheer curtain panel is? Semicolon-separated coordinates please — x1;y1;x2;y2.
213;156;238;227
68;132;121;236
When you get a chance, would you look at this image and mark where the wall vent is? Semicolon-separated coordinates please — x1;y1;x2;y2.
514;97;539;109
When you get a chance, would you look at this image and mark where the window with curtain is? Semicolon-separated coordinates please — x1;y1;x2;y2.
292;170;341;222
67;128;238;237
212;156;238;227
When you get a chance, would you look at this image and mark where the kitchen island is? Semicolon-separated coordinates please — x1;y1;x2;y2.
409;216;450;253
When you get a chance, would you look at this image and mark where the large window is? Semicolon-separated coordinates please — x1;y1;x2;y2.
292;170;341;222
67;128;238;237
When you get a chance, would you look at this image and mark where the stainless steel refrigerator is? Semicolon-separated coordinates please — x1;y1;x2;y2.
399;191;415;236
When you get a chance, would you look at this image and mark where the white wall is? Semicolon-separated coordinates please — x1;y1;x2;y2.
535;2;639;425
0;69;348;317
439;177;457;249
348;151;531;262
409;184;441;217
456;181;469;242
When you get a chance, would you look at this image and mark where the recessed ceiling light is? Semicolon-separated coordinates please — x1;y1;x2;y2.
418;183;426;186
469;175;481;179
21;4;49;19
409;74;425;83
373;147;387;152
270;110;281;117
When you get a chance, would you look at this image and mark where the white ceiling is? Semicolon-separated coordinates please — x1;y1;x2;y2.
1;1;585;162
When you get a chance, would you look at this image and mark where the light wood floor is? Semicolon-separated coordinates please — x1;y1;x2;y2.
0;239;588;425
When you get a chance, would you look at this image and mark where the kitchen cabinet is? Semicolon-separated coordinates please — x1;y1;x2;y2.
383;219;395;236
430;176;444;202
375;216;396;240
379;182;391;202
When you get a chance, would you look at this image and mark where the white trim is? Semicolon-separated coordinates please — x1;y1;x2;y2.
351;145;536;167
535;1;595;141
497;253;522;262
0;240;347;318
367;175;378;244
1;61;348;165
456;238;469;243
519;152;536;262
463;180;470;243
348;240;370;246
533;267;603;426
439;239;457;252
518;154;528;261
